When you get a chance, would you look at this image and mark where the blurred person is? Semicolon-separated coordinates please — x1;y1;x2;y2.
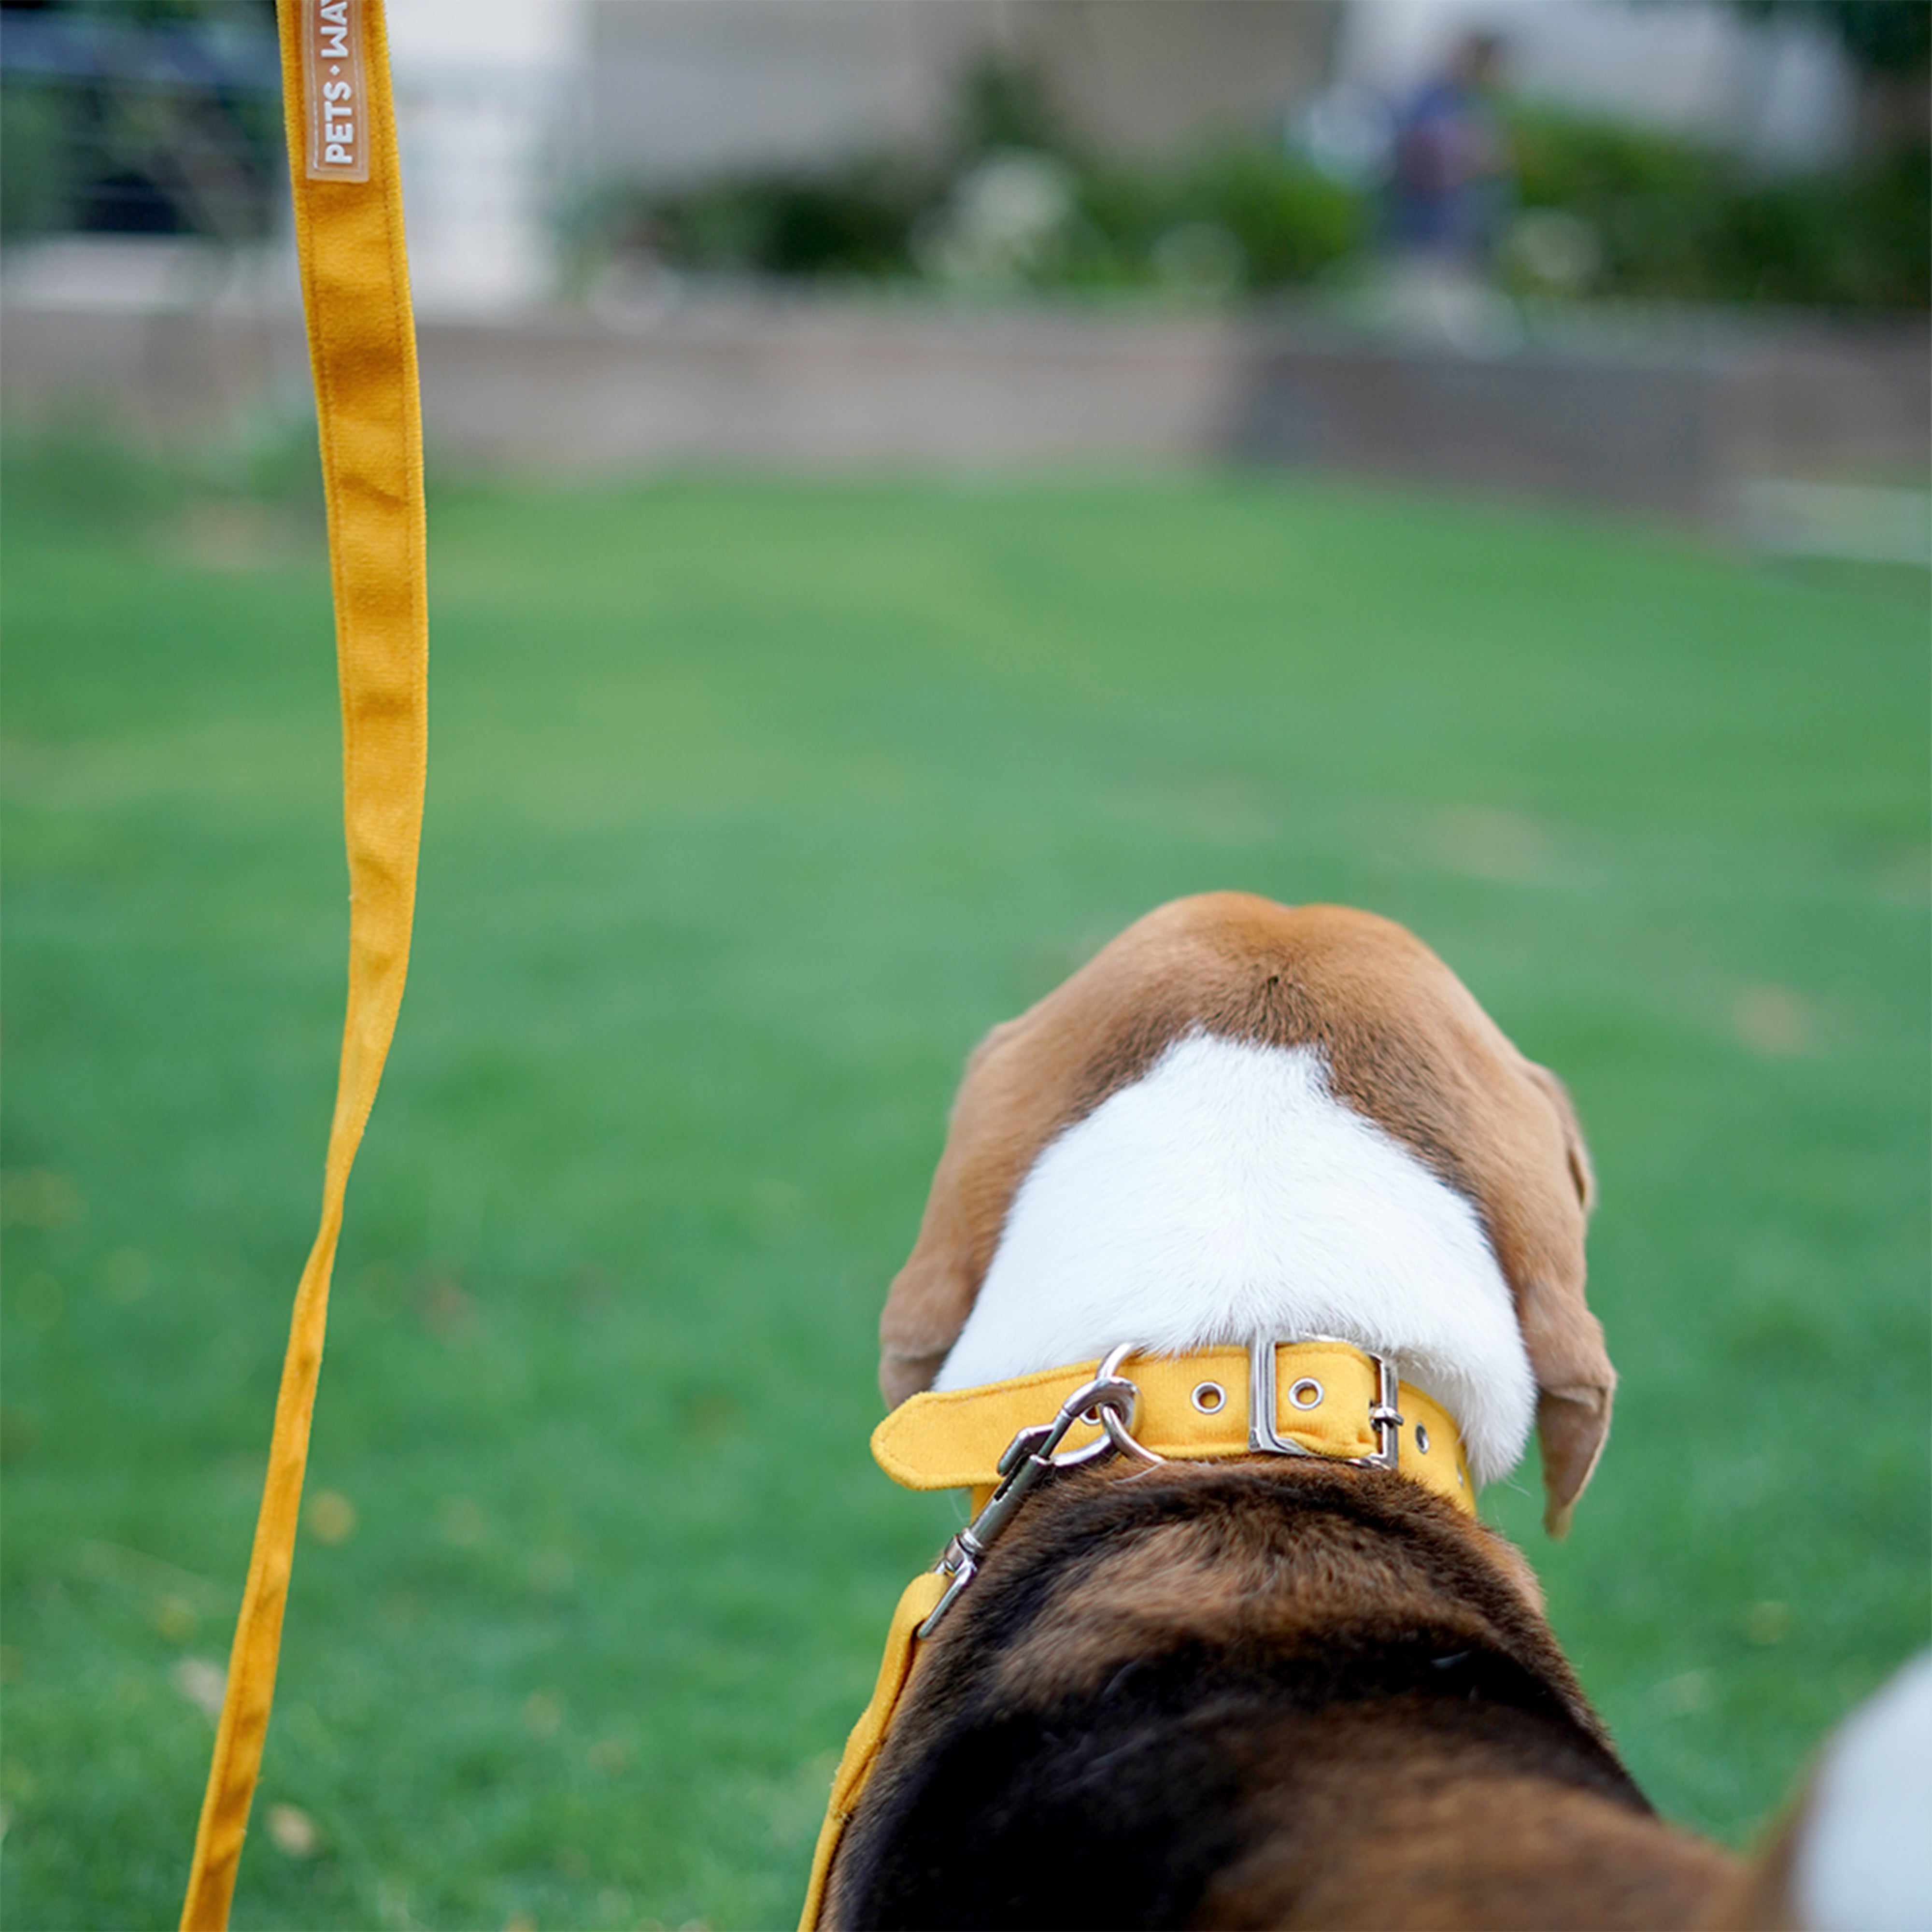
1381;31;1522;354
1390;31;1512;270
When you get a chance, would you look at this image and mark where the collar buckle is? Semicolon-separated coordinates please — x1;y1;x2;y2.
1249;1338;1404;1471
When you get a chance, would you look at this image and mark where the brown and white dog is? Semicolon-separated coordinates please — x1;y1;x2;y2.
819;894;1927;1931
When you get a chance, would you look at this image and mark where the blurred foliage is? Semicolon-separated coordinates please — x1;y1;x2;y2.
610;157;933;282
11;0;272;18
1732;0;1932;76
0;0;281;241
1506;102;1930;308
0;79;69;234
625;139;1360;297
598;49;1354;298
598;50;1925;311
611;114;1926;310
1074;145;1363;292
954;50;1065;156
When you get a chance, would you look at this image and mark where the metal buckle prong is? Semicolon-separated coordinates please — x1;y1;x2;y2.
1249;1338;1403;1472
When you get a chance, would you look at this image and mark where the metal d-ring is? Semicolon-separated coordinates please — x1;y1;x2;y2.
1097;1402;1166;1467
918;1344;1163;1637
1049;1342;1144;1469
1086;1344;1165;1467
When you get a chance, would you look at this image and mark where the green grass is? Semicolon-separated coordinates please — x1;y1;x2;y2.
2;452;1926;1932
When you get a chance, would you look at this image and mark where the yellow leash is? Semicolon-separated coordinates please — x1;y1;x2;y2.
181;3;426;1924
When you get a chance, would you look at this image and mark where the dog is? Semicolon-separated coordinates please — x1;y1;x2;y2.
807;894;1924;1931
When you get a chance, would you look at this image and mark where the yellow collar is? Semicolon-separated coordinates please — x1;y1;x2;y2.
873;1339;1474;1515
802;1342;1476;1929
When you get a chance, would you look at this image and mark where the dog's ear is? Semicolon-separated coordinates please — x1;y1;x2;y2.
1510;1061;1613;1537
879;1156;978;1407
879;1017;1052;1407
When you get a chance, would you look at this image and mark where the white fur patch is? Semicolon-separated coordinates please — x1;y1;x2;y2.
1795;1649;1932;1932
935;1032;1536;1485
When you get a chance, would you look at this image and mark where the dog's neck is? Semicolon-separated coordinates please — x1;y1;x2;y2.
932;1032;1536;1486
827;1463;1716;1932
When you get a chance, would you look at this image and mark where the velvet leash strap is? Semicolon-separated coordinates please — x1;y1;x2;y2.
180;3;426;1925
799;1571;950;1932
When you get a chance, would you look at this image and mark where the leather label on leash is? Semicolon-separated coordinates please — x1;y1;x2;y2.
303;0;369;181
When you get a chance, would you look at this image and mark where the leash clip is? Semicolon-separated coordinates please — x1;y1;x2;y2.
918;1344;1161;1638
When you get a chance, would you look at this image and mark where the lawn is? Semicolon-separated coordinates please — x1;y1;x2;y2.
2;452;1926;1931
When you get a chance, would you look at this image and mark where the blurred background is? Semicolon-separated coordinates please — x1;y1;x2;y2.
2;2;1927;1929
3;0;1929;524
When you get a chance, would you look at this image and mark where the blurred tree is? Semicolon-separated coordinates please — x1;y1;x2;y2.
0;0;281;241
1508;97;1928;307
1731;0;1931;151
954;53;1069;159
1733;0;1930;74
627;160;928;281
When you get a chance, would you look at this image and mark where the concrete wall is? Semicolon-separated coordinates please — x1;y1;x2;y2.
4;284;1923;527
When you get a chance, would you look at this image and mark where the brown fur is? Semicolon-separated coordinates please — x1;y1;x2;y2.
1208;1739;1738;1931
880;895;1613;1531
825;1461;1741;1930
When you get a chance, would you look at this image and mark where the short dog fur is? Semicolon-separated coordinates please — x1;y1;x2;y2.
825;895;1771;1930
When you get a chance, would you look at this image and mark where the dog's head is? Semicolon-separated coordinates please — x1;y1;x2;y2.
879;894;1611;1535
